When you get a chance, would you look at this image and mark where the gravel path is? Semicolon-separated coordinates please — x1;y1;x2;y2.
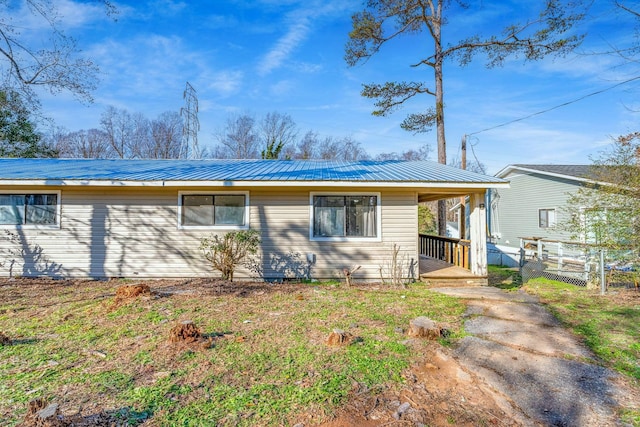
432;286;636;427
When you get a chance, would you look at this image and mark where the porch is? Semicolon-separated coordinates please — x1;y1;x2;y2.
417;234;488;287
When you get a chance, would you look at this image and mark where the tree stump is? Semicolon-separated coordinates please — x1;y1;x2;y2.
22;399;64;427
0;331;10;346
326;329;353;346
407;317;442;339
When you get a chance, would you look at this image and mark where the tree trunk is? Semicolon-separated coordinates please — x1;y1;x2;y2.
434;3;447;236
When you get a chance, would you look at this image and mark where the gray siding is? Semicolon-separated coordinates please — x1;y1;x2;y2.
0;186;418;281
490;172;581;249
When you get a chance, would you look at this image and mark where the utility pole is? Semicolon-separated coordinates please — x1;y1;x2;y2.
180;82;200;159
459;135;467;240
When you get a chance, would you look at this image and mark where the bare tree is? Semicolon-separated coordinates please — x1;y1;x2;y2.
340;137;370;161
260;111;298;159
283;130;319;159
345;0;586;234
376;144;431;161
53;107;184;159
214;113;259;159
317;137;342;160
100;106;134;159
0;1;116;109
295;131;318;159
55;129;111;158
129;112;151;158
148;112;183;159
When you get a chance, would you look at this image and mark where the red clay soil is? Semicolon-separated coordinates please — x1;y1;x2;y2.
168;320;214;349
114;283;151;300
319;344;517;427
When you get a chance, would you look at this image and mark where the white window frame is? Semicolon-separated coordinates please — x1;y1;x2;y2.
178;191;250;230
309;192;382;242
538;208;556;229
0;190;61;230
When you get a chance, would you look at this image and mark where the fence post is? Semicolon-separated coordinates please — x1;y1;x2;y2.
600;249;606;295
537;238;543;260
557;242;563;272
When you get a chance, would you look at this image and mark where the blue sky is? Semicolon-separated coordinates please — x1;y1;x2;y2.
24;0;640;174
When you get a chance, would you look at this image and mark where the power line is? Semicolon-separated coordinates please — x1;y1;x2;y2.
468;75;640;137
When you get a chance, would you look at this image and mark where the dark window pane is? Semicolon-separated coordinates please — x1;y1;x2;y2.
314;195;377;238
313;196;345;237
346;196;377;237
181;194;246;226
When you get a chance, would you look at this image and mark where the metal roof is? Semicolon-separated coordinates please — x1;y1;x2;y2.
0;158;508;187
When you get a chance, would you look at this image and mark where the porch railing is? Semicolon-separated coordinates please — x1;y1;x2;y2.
419;234;470;270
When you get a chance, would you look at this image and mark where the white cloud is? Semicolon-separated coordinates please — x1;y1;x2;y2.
268;79;295;97
85;32;245;112
257;15;311;76
6;0;115;37
148;0;187;15
256;0;356;76
206;70;245;97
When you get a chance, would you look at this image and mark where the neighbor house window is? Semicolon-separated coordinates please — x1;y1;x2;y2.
311;194;379;239
539;208;556;228
0;194;58;226
179;192;248;228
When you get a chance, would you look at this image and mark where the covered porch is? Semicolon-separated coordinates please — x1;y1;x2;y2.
416;191;490;286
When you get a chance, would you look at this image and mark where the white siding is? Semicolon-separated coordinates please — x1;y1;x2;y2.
0;186;418;281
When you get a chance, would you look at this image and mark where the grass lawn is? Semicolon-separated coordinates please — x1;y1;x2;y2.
0;278;465;426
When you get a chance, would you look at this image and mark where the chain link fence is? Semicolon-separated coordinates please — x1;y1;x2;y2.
518;238;639;291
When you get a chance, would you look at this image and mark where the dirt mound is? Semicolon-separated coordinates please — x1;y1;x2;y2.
115;283;150;299
168;320;213;349
111;283;152;309
0;331;10;346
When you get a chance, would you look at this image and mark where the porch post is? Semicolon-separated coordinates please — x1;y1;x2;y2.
469;192;488;277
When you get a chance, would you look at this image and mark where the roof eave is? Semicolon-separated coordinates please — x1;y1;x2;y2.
495;165;610;186
0;179;510;189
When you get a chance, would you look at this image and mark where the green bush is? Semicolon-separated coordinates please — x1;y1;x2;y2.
200;230;261;281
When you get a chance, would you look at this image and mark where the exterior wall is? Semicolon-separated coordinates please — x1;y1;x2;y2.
489;171;581;252
0;186;418;281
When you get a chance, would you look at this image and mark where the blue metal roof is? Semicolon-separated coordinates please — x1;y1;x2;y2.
0;158;507;185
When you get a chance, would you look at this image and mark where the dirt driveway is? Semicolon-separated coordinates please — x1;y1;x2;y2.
431;286;639;427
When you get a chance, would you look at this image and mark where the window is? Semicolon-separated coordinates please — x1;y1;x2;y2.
179;193;247;228
538;208;556;228
312;194;379;239
0;193;58;226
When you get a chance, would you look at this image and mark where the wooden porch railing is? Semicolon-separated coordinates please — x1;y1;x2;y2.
419;234;470;270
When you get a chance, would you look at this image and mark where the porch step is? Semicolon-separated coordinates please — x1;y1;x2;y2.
419;275;488;287
419;256;486;287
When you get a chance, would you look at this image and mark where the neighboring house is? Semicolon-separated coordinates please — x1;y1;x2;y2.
488;164;596;266
0;158;507;280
